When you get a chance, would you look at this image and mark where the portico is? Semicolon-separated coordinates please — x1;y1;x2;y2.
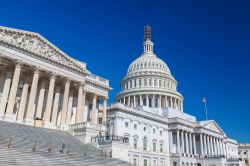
0;26;111;131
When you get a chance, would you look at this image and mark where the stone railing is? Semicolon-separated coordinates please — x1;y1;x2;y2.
87;74;109;86
168;117;195;126
69;122;105;131
110;102;168;122
91;134;129;145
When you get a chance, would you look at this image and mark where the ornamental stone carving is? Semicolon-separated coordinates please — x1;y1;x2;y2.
0;27;85;73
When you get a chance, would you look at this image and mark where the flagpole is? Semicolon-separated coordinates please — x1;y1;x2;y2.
204;101;208;120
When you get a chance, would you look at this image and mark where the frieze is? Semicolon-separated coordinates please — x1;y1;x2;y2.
0;26;87;74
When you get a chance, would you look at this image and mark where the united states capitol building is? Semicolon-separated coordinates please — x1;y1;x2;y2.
0;25;244;166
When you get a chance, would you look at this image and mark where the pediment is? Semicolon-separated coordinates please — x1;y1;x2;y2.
201;120;224;134
0;26;89;74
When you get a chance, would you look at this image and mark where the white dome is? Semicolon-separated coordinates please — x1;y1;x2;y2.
127;52;171;75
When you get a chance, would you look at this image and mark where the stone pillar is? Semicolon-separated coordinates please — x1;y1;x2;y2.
152;94;155;107
140;95;143;106
102;98;107;124
66;90;74;125
128;96;130;106
158;95;162;108
204;134;208;155
200;134;204;155
17;76;29;121
91;95;97;124
193;134;197;155
82;92;86;122
207;135;211;155
216;138;220;155
165;97;168;107
176;130;180;154
44;74;56;122
51;86;61;126
170;97;173;108
133;95;136;107
169;130;173;153
60;79;70;125
219;139;223;155
185;131;189;154
26;67;40;121
0;71;12;116
75;84;84;123
35;80;46;119
123;97;125;105
210;136;214;155
6;61;22;115
189;133;193;155
146;94;149;107
181;130;184;154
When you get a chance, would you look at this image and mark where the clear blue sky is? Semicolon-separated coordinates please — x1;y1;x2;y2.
0;0;249;142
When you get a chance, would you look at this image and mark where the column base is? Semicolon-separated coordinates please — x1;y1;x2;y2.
3;114;16;123
43;121;57;129
16;119;25;124
25;118;35;126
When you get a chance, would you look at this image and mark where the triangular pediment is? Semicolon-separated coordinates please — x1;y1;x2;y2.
201;120;224;134
0;26;89;74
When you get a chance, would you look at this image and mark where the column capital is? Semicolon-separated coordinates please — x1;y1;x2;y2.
49;72;57;80
64;77;71;84
15;60;23;68
33;66;41;74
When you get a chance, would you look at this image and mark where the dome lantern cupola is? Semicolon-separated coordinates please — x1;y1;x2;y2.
143;25;154;54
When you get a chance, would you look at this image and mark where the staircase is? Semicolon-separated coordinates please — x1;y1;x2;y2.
0;121;131;166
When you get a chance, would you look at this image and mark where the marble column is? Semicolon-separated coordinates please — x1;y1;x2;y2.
44;74;56;122
0;71;12;116
123;97;125;105
35;80;46;119
146;94;149;107
81;92;86;122
204;134;208;155
75;84;83;123
200;134;204;155
158;95;162;108
176;130;180;154
66;90;74;124
128;96;130;106
17;76;29;121
140;95;143;106
207;135;211;155
210;136;214;155
26;67;40;120
169;130;173;153
102;98;107;124
181;130;184;154
193;134;197;155
6;61;22;115
133;95;136;107
91;95;97;124
189;133;193;155
170;97;173;108
152;95;155;107
185;132;189;154
216;138;220;155
51;86;61;126
165;97;168;107
60;79;70;125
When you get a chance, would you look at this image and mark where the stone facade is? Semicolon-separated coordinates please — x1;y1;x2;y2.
239;144;250;166
0;26;111;141
93;25;242;166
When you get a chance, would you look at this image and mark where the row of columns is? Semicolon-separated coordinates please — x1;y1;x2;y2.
118;94;183;111
0;60;107;127
170;130;197;155
169;130;226;157
200;133;226;156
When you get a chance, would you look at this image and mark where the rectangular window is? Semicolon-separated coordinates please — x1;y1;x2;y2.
160;143;163;152
133;158;137;166
134;124;137;129
160;130;162;135
153;142;156;152
144;159;147;166
125;122;129;128
133;139;137;149
160;161;164;166
153;160;157;166
153;129;156;133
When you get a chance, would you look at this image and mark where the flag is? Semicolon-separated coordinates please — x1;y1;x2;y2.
202;97;206;103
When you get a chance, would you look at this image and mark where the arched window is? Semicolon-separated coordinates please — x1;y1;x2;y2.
139;79;142;87
144;79;147;86
143;137;147;150
149;79;152;86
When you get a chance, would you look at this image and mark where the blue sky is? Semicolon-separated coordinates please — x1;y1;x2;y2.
0;0;249;142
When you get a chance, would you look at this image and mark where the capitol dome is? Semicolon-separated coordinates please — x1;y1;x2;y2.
115;25;183;112
127;52;171;75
